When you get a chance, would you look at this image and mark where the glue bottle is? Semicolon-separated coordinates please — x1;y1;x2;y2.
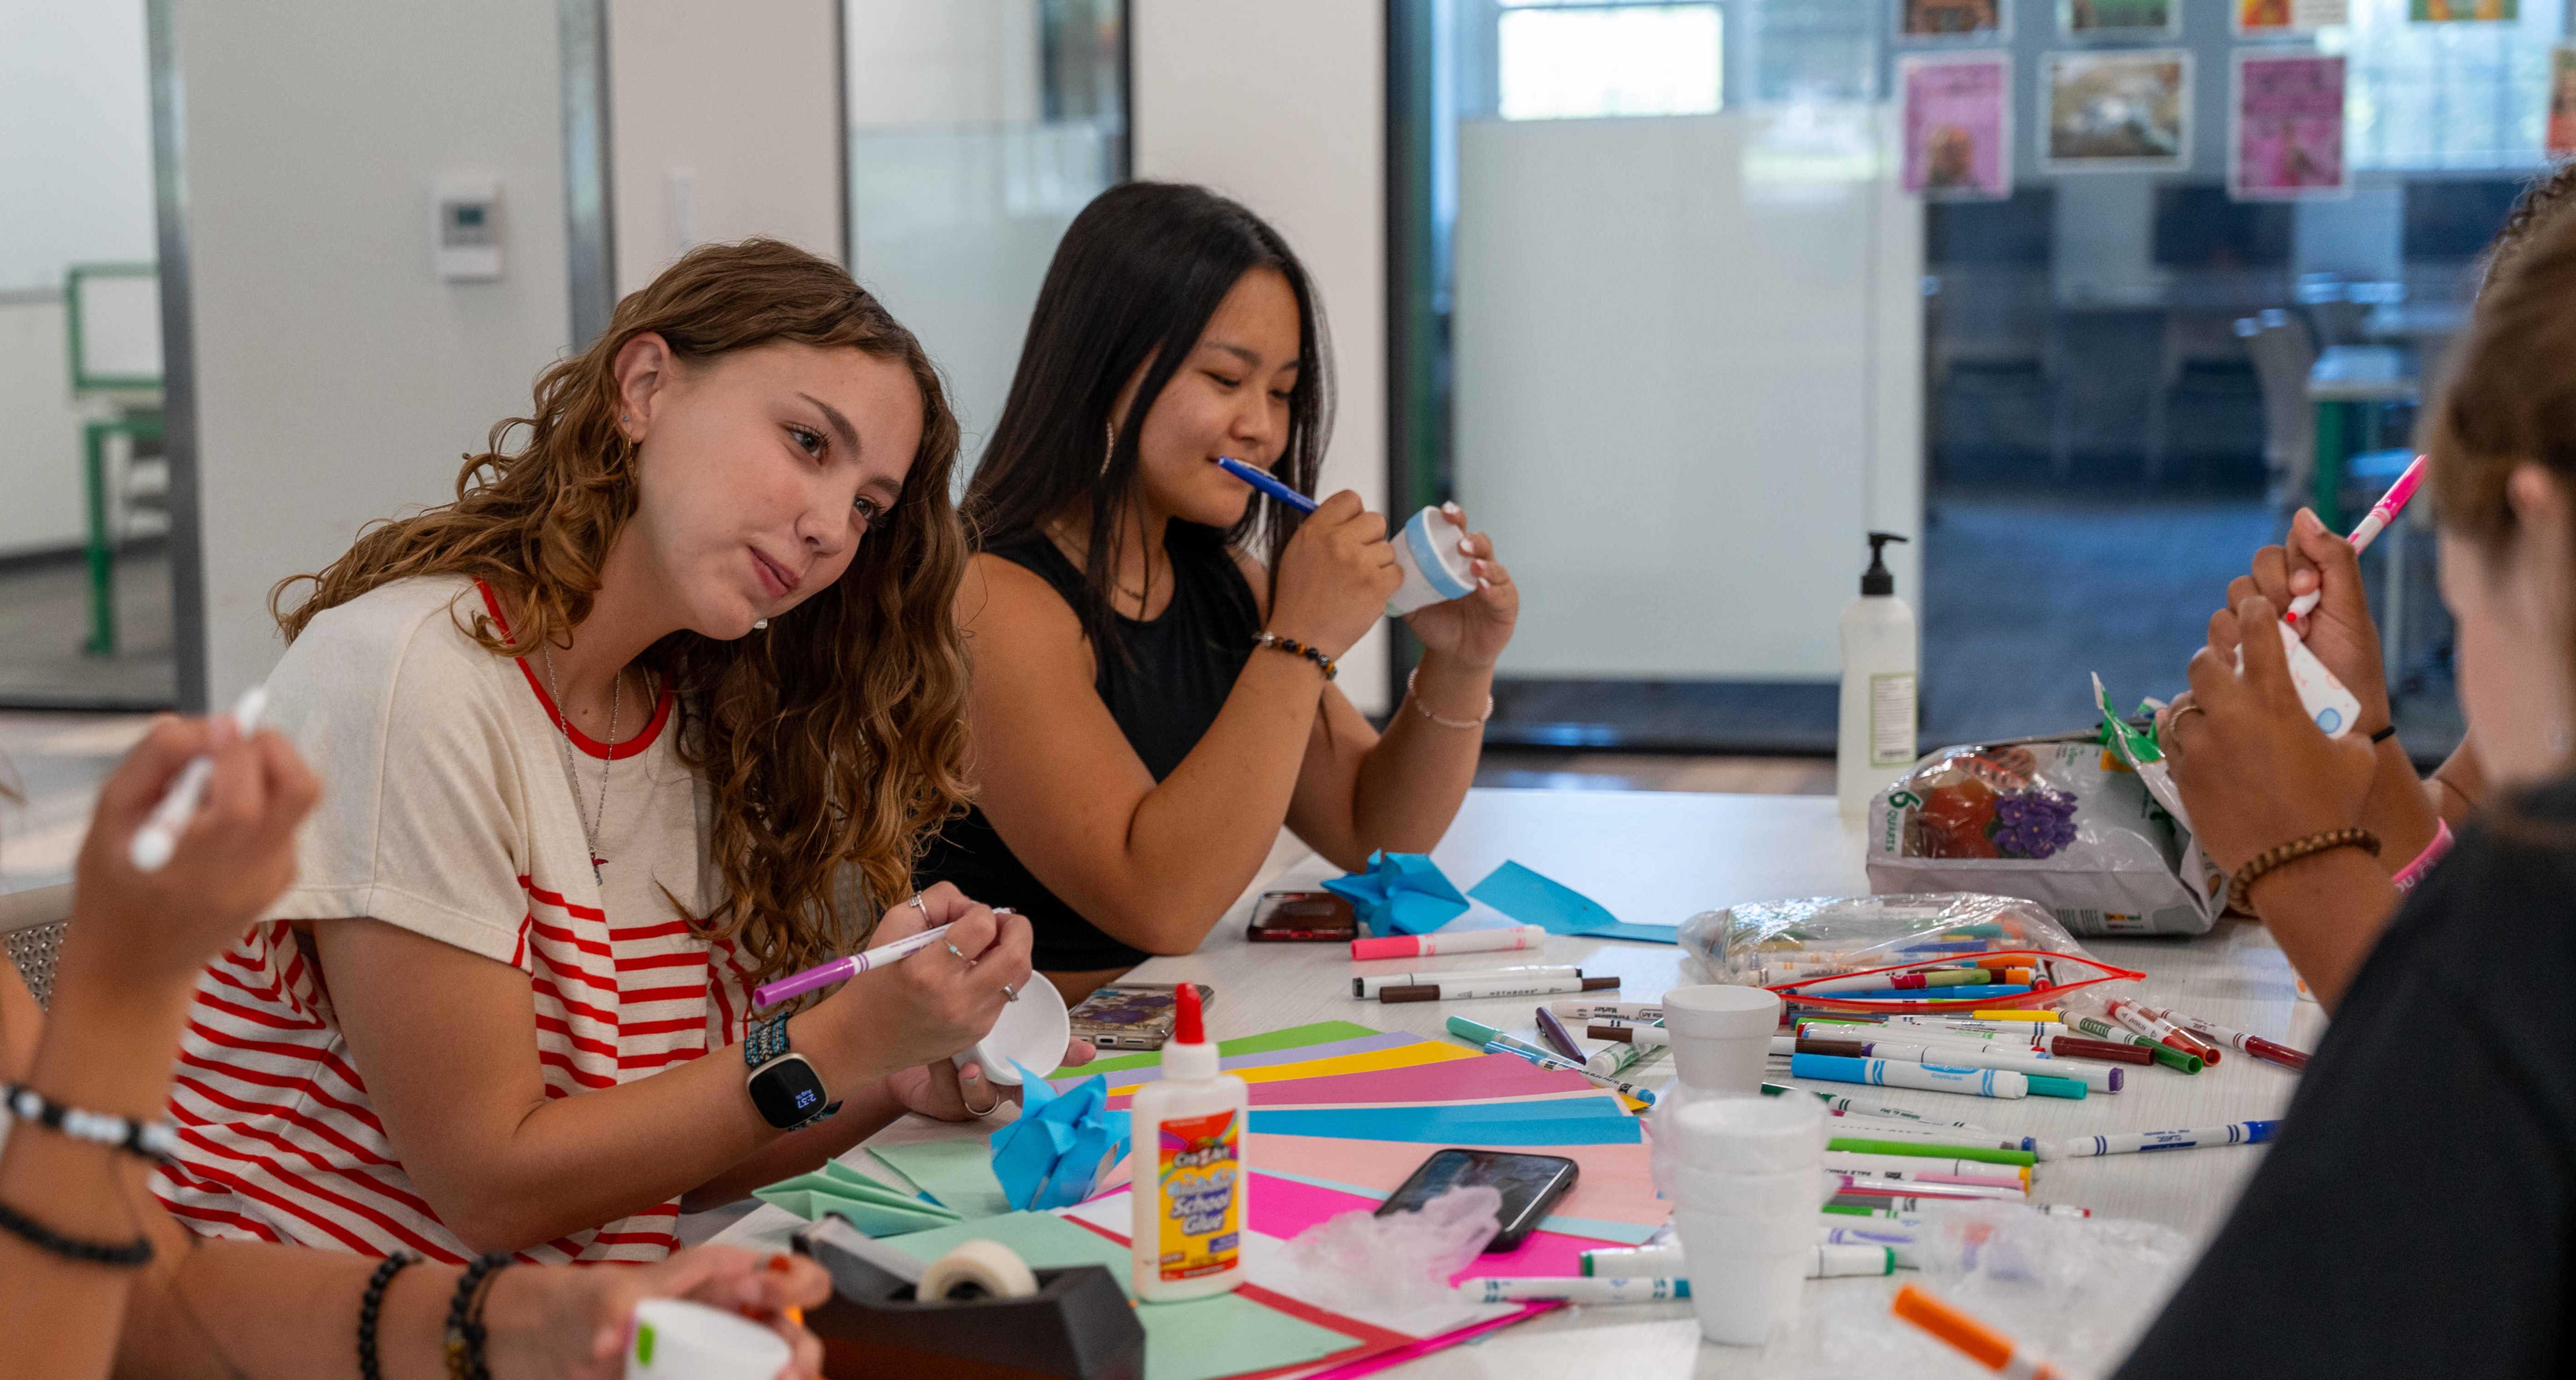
1837;532;1918;825
1129;982;1248;1301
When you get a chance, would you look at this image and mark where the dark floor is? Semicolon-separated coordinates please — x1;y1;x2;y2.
0;548;175;710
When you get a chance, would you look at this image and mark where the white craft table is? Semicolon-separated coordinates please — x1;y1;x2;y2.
715;788;2324;1375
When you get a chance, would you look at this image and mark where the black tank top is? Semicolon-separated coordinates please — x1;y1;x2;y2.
917;522;1262;972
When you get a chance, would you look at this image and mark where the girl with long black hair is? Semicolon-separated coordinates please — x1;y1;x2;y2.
924;182;1520;998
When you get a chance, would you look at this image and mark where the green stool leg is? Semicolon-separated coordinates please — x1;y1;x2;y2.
2312;400;2346;531
83;420;116;656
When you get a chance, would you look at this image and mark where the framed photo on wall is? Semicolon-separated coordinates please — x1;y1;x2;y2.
2060;0;2181;39
2409;0;2516;19
2549;44;2576;157
2234;0;2351;35
2230;52;2348;200
1899;0;2012;42
2041;50;2192;172
1901;53;2014;199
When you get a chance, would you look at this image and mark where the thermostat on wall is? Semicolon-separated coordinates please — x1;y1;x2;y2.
431;178;503;281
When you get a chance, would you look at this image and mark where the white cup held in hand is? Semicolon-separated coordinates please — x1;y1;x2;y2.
624;1299;791;1380
971;972;1070;1087
1386;506;1480;616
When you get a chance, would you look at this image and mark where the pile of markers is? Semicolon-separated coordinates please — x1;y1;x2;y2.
1441;999;1672;1106
1762;947;2072;1006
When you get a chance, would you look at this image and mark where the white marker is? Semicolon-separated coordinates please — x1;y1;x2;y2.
1353;965;1578;998
1842;1040;2122;1094
1580;1244;1684;1277
1806;1243;1896;1277
131;684;270;872
1586;1023;1671;1047
1461;1276;1686;1305
1380;975;1618;1002
1823;1154;2028;1191
1350;924;1547;960
2054;1121;2279;1158
1551;1000;1662;1021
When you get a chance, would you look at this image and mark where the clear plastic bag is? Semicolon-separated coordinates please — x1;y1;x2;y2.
1864;731;2225;937
1676;893;2144;1015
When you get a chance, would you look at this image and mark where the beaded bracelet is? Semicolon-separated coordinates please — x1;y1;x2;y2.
443;1253;510;1380
0;1193;154;1267
1405;667;1492;729
358;1252;420;1380
1251;632;1336;681
2230;826;2381;910
3;1081;180;1162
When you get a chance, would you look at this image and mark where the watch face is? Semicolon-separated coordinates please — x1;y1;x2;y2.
748;1054;829;1129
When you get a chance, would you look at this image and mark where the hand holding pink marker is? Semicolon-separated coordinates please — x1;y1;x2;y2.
2283;454;2426;631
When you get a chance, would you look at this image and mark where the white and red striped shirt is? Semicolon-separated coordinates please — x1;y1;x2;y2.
154;578;751;1263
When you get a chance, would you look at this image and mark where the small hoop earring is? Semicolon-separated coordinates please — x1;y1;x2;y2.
1100;419;1116;478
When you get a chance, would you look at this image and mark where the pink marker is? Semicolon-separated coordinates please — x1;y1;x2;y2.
2285;454;2426;629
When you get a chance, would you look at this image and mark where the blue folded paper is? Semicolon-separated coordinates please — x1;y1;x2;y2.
1467;860;1677;944
989;1065;1131;1211
1321;851;1470;935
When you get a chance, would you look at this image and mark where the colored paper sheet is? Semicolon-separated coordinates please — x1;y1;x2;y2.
1058;1033;1424;1094
753;1159;966;1236
1101;1042;1479;1100
868;1137;1016;1220
1060;1021;1392;1079
1901;54;2012;200
2232;52;2346;201
1466;861;1677;944
1257;1170;1658;1247
1177;1052;1598;1110
1248;1173;1595;1280
1247;1100;1642;1147
880;1213;1368;1380
1244;1134;1668;1231
1322;851;1470;935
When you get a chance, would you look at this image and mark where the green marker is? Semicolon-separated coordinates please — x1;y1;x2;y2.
1828;1136;2036;1167
1445;1015;1558;1064
2068;1013;2202;1072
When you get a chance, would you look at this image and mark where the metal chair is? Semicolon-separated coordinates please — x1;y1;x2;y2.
1;884;72;1009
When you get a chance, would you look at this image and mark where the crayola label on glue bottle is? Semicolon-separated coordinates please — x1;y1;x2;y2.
1130;983;1248;1300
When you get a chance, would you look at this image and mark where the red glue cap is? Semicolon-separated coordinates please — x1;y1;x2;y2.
1175;980;1206;1045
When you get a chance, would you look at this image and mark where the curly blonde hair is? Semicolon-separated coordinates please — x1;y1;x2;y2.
271;238;972;984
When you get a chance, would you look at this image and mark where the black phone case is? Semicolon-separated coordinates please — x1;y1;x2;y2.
1375;1148;1580;1253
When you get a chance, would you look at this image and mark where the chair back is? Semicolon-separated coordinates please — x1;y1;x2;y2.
2237;309;2318;506
1;884;72;1009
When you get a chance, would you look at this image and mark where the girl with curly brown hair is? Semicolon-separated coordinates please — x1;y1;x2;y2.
151;239;1085;1264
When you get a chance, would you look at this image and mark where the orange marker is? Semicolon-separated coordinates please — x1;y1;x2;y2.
1892;1284;2063;1380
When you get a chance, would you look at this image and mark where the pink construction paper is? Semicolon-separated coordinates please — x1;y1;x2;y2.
1104;1052;1594;1112
1295;1302;1560;1380
1250;1173;1594;1280
1243;1133;1665;1229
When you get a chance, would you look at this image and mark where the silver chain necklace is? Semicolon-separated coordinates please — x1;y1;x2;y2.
540;646;628;885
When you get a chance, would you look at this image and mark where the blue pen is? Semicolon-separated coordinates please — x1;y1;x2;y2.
1214;455;1319;513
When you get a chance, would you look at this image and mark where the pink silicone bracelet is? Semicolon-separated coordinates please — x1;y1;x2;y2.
2392;819;2453;893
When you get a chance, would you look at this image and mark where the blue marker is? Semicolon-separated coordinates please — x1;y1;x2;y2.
1213;455;1319;513
1789;1052;2025;1099
2055;1120;2279;1157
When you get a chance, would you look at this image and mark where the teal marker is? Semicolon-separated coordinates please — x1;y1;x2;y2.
1445;1015;1555;1062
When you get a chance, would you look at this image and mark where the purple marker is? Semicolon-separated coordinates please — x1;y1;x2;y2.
752;923;953;1008
1213;455;1319;513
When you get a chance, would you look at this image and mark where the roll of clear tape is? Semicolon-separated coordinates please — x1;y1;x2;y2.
917;1238;1041;1304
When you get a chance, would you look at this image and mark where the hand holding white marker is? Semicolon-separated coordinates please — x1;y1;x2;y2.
131;684;270;872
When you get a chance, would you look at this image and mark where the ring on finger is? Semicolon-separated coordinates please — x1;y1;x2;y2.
910;891;929;916
945;943;968;962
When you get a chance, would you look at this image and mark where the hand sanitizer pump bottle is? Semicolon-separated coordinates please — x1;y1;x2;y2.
1838;532;1918;825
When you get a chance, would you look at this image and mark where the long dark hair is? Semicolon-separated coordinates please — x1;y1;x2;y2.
962;182;1330;650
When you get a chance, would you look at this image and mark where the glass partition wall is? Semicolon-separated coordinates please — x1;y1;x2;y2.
1395;0;2552;761
841;0;1127;466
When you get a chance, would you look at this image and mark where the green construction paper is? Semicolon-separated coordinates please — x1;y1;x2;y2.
1052;1021;1386;1079
869;1138;1017;1220
881;1213;1360;1380
761;1161;937;1208
751;1186;961;1236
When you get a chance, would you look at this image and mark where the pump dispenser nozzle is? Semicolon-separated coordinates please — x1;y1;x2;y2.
1861;532;1909;597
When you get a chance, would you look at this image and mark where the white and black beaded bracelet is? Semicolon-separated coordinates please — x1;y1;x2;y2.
3;1081;179;1161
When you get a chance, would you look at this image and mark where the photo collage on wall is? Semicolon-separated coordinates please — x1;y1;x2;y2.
1892;0;2539;202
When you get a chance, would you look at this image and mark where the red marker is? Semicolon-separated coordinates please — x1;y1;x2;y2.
2152;1005;2311;1072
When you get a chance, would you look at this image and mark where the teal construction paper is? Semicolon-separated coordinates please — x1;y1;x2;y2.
1467;860;1678;944
1248;1103;1643;1146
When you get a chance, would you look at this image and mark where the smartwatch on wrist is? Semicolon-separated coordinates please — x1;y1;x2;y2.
743;1014;839;1131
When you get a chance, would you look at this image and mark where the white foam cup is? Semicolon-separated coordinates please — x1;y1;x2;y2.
969;971;1070;1087
1658;985;1784;1093
1656;1090;1827;1174
1655;1160;1830;1224
1386;506;1479;616
1676;1214;1809;1346
623;1299;792;1380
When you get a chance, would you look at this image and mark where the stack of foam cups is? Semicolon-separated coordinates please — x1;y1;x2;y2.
1654;1092;1828;1346
1650;984;1822;1346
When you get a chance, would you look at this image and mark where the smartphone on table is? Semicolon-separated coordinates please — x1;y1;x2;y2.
1248;890;1357;942
1374;1148;1580;1253
1066;983;1217;1051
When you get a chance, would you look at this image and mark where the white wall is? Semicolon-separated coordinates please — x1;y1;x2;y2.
1454;109;1923;680
0;0;155;292
1132;0;1392;713
0;298;93;556
842;0;1040;127
178;0;571;701
609;0;843;295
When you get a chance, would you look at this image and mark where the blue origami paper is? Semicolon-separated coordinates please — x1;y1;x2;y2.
1468;860;1678;944
990;1065;1131;1211
1320;851;1470;935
